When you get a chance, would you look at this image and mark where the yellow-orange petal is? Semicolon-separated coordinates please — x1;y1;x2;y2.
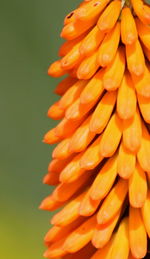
117;142;136;179
90;91;117;134
80;69;104;105
110;217;129;259
97;0;121;32
54;76;77;96
69;115;95;153
76;0;111;22
141;190;150;238
97;178;128;225
132;64;150;98
51;191;86;226
47;101;65;120
39;194;64;211
52;172;90;202
121;7;138;45
77;51;99;79
59;80;88;110
103;46;125;90
80;135;103;170
123;109;142;153
137;122;150;173
43;128;60;145
52;137;72;160
138;94;150;124
136;17;150;50
59;153;86;183
48;60;66;77
129;163;147;208
131;0;150;25
117;71;137;120
79;25;105;56
99;113;123;157
126;39;145;76
63;215;97;253
129;207;147;258
90;155;117;200
97;22;120;67
92;209;121;248
79;187;101;216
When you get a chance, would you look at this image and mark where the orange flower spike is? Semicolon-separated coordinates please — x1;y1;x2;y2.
80;25;105;56
52;137;72;160
141;190;150;238
129;207;147;259
48;60;67;78
59;80;88;110
51;191;86;226
69;115;96;153
80;135;103;170
63;215;97;253
103;46;125;91
129;162;147;208
54;76;77;96
136;18;150;50
110;217;129;259
132;64;150;98
123;109;142;153
97;179;128;225
77;51;99;80
97;0;121;33
80;69;104;105
92;209;121;248
76;0;111;22
126;39;145;76
55;116;84;138
99;113;123;157
39;194;64;211
90;91;117;134
121;7;138;45
137;122;150;173
138;94;150;124
117;71;137;120
52;172;90;202
91;235;115;259
43;128;61;145
79;188;101;216
90;155;118;200
117;142;136;179
61;19;96;41
47;101;65;120
97;22;120;67
59;153;86;183
131;0;150;25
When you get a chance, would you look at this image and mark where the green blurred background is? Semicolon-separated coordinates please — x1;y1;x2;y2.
0;1;81;258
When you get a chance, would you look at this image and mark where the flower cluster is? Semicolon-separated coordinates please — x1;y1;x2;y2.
40;0;150;258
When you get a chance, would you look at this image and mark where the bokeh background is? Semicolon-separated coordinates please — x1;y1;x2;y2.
0;1;81;258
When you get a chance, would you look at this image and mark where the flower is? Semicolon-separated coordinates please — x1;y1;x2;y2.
40;0;150;258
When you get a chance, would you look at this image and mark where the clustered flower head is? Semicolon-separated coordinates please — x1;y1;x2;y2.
40;0;150;258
